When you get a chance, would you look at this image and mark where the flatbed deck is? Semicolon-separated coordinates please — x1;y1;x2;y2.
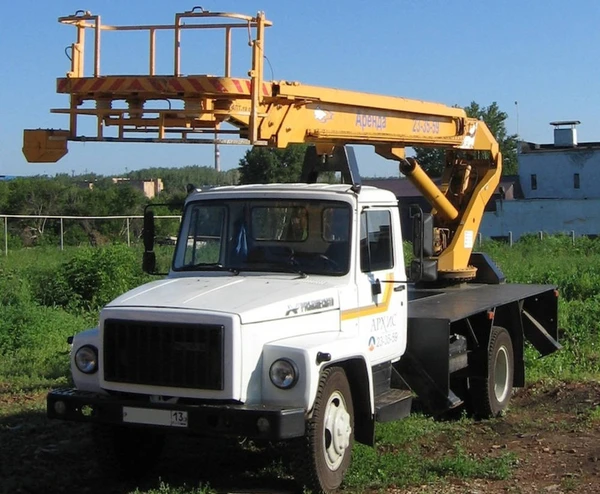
408;283;556;323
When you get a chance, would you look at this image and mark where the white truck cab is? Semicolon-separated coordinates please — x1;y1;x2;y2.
92;183;408;407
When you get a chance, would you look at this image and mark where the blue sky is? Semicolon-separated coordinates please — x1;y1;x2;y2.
1;0;599;178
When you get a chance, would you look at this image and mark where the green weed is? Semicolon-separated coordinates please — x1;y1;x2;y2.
346;416;515;490
0;304;93;380
587;406;600;423
129;481;216;494
0;245;147;381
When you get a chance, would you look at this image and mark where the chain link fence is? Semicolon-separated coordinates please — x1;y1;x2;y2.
0;215;181;255
1;214;585;256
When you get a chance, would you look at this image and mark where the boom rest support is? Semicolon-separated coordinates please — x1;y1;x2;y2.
301;146;362;191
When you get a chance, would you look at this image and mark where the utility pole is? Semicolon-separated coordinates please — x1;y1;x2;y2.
214;141;221;172
214;125;221;172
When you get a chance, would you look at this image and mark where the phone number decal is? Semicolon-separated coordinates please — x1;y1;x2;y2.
412;119;440;134
368;332;398;351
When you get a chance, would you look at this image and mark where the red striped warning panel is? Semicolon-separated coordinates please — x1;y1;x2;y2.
56;76;272;97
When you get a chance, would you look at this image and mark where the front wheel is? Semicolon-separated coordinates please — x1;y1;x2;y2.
470;326;514;418
295;366;354;494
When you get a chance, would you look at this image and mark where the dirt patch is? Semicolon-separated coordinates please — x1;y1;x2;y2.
1;381;599;493
408;381;600;494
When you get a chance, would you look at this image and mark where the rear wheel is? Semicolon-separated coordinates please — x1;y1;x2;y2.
295;367;354;494
470;326;514;418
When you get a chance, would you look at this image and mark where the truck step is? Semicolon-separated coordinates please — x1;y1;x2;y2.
375;389;413;423
446;389;463;409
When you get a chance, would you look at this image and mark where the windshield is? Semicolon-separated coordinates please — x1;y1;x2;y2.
173;198;352;275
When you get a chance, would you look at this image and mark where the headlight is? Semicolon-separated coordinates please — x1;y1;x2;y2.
269;359;298;389
74;345;98;374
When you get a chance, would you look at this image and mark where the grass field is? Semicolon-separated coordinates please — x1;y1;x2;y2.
0;237;599;493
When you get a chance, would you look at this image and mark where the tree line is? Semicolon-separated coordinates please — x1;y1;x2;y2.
0;166;238;248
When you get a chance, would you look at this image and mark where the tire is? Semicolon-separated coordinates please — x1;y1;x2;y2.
295;367;354;494
92;424;165;479
470;326;514;419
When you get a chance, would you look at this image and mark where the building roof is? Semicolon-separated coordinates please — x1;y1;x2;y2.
361;179;421;197
519;140;600;153
364;176;523;200
550;120;581;127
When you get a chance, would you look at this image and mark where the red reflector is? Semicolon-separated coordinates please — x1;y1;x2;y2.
554;289;559;298
487;310;494;320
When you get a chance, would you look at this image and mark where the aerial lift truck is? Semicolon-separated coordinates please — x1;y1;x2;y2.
25;10;561;493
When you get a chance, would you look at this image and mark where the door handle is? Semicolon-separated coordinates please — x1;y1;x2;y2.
394;284;406;292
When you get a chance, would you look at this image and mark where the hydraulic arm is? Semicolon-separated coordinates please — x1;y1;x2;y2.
22;9;502;280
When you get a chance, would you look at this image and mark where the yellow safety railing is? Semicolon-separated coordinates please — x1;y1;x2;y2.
57;7;272;78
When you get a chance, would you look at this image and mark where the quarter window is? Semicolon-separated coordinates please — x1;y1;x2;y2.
360;210;393;272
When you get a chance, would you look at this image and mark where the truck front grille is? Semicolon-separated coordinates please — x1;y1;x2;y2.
103;319;224;390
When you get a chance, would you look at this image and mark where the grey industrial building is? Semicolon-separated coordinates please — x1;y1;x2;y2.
481;121;600;240
367;121;600;241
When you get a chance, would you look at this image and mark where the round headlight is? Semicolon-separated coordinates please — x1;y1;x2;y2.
74;345;98;374
269;359;298;389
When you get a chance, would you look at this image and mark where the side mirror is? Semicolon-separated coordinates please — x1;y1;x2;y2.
412;210;434;258
409;205;437;283
143;209;155;252
142;202;183;276
410;259;438;283
142;208;156;274
142;251;157;274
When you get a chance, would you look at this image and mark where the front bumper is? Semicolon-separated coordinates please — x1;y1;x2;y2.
47;388;305;441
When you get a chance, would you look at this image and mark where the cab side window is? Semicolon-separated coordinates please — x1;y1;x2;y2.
360;210;393;272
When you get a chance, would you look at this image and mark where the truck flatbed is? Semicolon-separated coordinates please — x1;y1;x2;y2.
401;282;559;409
408;283;556;323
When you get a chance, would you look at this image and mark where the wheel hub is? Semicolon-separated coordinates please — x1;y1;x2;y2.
323;391;352;470
494;346;510;403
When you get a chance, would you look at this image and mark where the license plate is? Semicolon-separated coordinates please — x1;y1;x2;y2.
122;407;188;428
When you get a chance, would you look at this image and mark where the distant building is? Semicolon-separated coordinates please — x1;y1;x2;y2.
76;181;95;190
481;120;600;240
361;179;429;238
77;177;165;199
112;178;164;199
367;121;600;241
363;176;522;240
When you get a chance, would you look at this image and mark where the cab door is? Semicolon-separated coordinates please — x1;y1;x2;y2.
348;207;408;364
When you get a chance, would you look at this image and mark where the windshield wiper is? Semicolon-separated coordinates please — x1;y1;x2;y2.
273;258;307;279
178;263;238;274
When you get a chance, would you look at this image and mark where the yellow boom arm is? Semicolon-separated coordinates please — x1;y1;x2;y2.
22;9;502;279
